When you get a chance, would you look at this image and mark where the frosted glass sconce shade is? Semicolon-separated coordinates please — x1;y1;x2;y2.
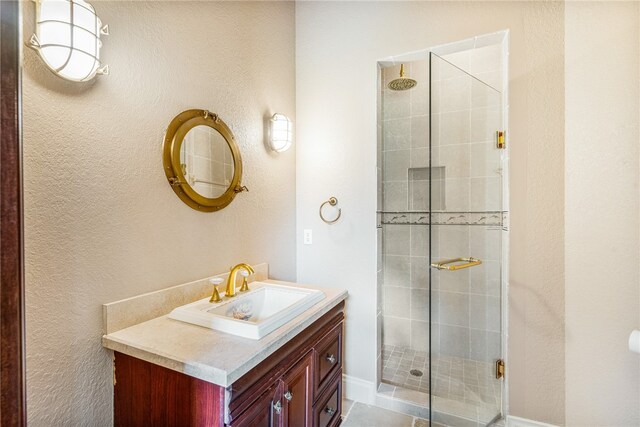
29;0;109;82
269;114;293;152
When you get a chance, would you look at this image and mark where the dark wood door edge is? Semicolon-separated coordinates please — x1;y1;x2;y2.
1;1;26;425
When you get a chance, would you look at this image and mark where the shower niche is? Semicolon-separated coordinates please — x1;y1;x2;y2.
408;167;445;211
376;32;508;426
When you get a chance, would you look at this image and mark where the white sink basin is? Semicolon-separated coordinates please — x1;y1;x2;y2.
168;282;326;339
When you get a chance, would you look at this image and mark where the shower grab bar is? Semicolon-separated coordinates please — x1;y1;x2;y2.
431;257;482;271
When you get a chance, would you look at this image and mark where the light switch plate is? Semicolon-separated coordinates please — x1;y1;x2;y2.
303;229;312;245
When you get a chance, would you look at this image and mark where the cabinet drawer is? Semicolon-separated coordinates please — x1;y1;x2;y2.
312;371;341;427
314;323;342;397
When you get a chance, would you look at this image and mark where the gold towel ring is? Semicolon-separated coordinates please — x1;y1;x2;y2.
319;197;341;224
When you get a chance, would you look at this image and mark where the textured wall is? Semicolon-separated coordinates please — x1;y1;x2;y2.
565;2;640;425
296;1;565;424
22;1;295;425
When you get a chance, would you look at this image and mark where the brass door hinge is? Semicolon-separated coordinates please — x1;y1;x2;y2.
496;130;506;149
495;359;505;379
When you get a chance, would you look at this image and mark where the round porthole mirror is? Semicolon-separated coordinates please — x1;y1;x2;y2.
163;109;247;212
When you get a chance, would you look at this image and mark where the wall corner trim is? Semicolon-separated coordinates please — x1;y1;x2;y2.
342;374;376;405
507;415;559;427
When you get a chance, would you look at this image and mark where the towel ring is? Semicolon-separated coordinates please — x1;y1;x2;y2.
319;197;341;224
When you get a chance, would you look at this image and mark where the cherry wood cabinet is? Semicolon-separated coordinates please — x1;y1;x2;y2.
114;301;344;427
114;352;225;426
281;352;313;427
313;372;342;427
228;352;313;427
313;323;342;400
227;384;279;427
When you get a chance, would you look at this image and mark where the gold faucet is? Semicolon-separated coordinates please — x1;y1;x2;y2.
225;263;255;297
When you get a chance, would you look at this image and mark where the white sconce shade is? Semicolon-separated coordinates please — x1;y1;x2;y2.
29;0;109;82
269;113;293;152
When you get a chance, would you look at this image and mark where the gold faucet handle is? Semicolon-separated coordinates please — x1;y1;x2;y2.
209;277;223;303
239;269;250;292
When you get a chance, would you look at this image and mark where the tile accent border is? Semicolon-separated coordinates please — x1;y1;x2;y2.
380;211;508;227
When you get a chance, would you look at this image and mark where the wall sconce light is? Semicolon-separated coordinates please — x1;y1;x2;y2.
268;113;293;152
28;0;109;82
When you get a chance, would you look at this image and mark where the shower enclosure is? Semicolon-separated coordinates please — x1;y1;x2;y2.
377;34;507;426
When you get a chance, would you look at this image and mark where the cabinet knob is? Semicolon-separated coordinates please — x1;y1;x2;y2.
326;354;336;364
325;407;336;416
284;391;293;401
273;400;282;415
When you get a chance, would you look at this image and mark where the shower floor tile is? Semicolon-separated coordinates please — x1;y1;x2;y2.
381;345;502;425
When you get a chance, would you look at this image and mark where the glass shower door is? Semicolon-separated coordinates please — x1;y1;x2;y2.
429;52;504;426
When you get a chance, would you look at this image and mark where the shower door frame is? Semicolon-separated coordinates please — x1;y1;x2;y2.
428;48;507;425
375;30;510;426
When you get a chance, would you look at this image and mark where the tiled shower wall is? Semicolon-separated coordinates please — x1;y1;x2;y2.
378;44;504;369
380;61;431;353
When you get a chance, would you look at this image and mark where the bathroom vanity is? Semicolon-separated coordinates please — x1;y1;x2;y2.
102;265;347;427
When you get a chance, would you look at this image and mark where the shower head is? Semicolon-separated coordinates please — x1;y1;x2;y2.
387;64;417;91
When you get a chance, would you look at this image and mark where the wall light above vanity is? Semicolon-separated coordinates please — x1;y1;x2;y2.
28;0;109;82
268;113;293;152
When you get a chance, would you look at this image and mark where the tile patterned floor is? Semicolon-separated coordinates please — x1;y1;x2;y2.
342;399;505;427
341;400;432;427
381;345;430;393
381;345;502;425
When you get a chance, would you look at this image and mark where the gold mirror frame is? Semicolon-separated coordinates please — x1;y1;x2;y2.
163;109;246;212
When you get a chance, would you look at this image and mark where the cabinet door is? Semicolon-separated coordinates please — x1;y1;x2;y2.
229;383;281;427
282;352;313;427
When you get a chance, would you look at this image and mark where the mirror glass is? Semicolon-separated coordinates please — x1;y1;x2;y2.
163;109;245;212
179;125;235;199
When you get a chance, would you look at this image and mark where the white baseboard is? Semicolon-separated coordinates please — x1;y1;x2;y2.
507;415;558;427
342;374;376;405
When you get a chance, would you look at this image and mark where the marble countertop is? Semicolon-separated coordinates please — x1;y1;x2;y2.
102;279;347;388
